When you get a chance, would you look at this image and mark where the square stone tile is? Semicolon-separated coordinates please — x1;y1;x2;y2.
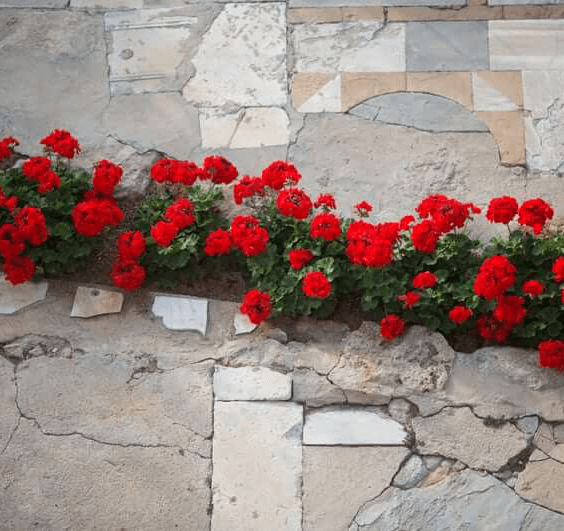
341;72;405;111
472;71;522;111
407;72;472;109
406;21;489;71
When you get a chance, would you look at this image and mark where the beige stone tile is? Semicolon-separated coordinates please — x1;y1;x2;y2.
478;111;526;166
387;5;502;22
502;5;564;19
472;71;523;111
291;73;336;109
341;6;385;21
341;72;406;111
407;72;473;109
287;7;342;24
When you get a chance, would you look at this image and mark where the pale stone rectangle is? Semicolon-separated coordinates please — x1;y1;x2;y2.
388;5;503;21
0;276;48;315
212;401;302;531
522;70;564;117
290;0;465;6
292;22;405;74
71;287;124;318
214;367;292;400
151;294;208;333
472;71;522;111
303;408;408;445
490;0;564;4
72;0;142;7
0;0;68;6
407;72;472;109
489;20;564;70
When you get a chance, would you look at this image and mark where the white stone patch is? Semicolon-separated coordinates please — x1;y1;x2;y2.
0;276;48;315
214;367;292;401
183;3;287;107
292;22;405;74
151;294;208;333
297;74;342;113
233;311;258;335
472;73;518;111
105;8;198;95
212;401;302;531
489;21;564;71
72;0;142;7
71;287;124;318
523;70;564;117
303;408;408;445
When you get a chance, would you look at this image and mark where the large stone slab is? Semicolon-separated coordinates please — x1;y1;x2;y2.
412;407;528;471
16;354;213;456
0;419;210;530
183;3;287;107
406;22;489;71
489;21;564;70
303;446;409;531
70;286;124;318
350;93;488;132
303;407;408;445
0;276;48;315
353;469;564;530
212;401;302;531
0;10;109;154
291;22;405;74
104;5;220;96
214;366;291;401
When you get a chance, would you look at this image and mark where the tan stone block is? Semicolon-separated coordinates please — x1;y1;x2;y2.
387;6;502;22
341;6;385;21
473;71;523;111
502;5;564;20
478;111;526;166
407;72;473;109
291;73;336;109
341;72;406;111
287;7;342;24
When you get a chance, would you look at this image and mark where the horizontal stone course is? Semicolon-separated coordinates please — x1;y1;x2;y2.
290;0;465;7
213;367;292;401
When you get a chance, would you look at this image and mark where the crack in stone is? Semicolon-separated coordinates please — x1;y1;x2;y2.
0;416;20;457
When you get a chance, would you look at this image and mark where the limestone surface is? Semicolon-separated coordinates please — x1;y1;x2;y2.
213;366;292;401
292;368;347;407
0;276;48;315
0;363;18;456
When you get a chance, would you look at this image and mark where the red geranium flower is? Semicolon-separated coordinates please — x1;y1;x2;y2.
93;160;123;196
538;340;564;370
40;129;80;159
522;280;544;297
473;255;517;300
164;197;195;230
345;221;393;268
72;198;123;237
449;305;473;325
172;161;201;186
3;255;35;285
14;207;48;246
374;222;400;244
150;221;178;247
363;239;393;268
416;194;479;233
354;201;372;217
22;157;51;179
310;212;341;241
230;215;269;257
552;257;564;283
117;231;146;261
413;271;437;289
240;289;271;324
476;314;513;343
150;159;176;183
411;220;440;253
205;228;232;256
314;194;336;210
0;186;18;214
486;196;518;224
202;156;238;185
277;188;312;220
399;215;415;231
37;171;62;194
233;176;264;205
288;248;314;270
561;289;564;304
398;291;420;309
0;224;25;259
493;295;526;326
261;161;301;190
380;314;406;341
302;271;332;299
518;198;554;234
111;260;146;291
0;136;19;161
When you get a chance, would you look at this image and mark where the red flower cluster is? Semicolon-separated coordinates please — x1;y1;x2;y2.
413;271;437;289
345;221;393;268
477;313;513;343
310;212;341;241
72;198;123;237
93;160;123;196
112;230;147;291
538;340;564;370
522;280;544;297
486;196;518;224
205;228;232;256
449;305;473;324
288;248;314;270
3;255;35;285
493;295;527;326
399;215;415;231
277;188;312;220
380;314;406;341
231;215;269;257
354;201;372;217
202;156;238;185
0;185;17;213
314;194;336;210
416;194;480;234
0;136;19;161
151;221;178;247
15;207;48;246
398;291;420;309
240;289;272;324
302;271;332;299
22;157;61;194
553;257;564;283
233;176;264;205
411;220;440;253
150;159;202;185
518;198;554;234
40;129;81;159
261;161;301;190
473;255;517;300
117;231;146;261
164;198;195;230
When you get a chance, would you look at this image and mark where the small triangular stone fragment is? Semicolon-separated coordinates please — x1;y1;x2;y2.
70;287;124;318
233;312;257;336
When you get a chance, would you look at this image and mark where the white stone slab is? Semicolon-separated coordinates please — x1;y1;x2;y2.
233;311;258;335
0;276;48;315
303;408;408;445
472;72;518;112
214;367;292;400
151;294;208;333
489;0;564;5
292;22;405;74
183;3;287;107
298;74;342;113
489;21;564;71
72;0;142;7
523;70;564;117
212;401;302;531
70;287;124;318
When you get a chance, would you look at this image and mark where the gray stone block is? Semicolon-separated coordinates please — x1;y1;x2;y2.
406;21;489;71
290;0;464;6
490;0;564;4
0;0;68;6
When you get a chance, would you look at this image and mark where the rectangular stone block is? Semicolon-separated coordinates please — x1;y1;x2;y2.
472;71;522;111
407;72;472;109
214;367;292;401
342;72;406;111
290;0;464;6
388;5;502;20
491;0;564;4
489;20;564;70
0;0;68;6
406;21;489;71
501;5;564;18
212;401;303;531
477;110;526;165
